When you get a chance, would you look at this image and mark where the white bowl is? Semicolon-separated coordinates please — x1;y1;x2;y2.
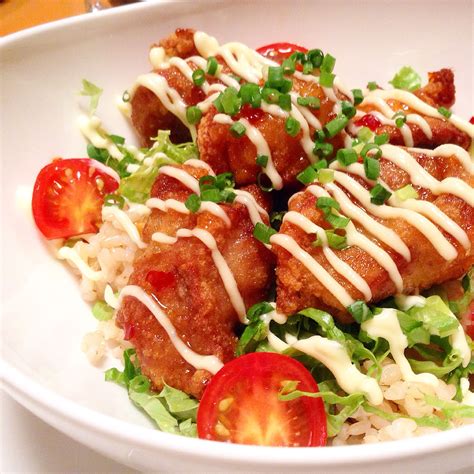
1;1;473;471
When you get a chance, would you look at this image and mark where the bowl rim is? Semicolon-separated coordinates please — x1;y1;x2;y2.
1;0;473;466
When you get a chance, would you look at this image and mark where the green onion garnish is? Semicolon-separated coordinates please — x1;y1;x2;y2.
324;210;350;229
314;159;328;170
357;126;373;142
122;90;130;103
185;194;201;212
207;57;218;75
186;105;202;124
438;106;452;119
324;115;349;138
314;129;325;142
297;165;318;185
253;222;276;244
213;94;224;113
278;93;292;111
317;196;340;211
303;61;314;75
256;154;269;167
104;194;125;209
347;300;373;323
297;96;321;109
220;87;241;116
261;87;280;104
318;168;334;184
370;183;392;205
316;230;348;250
230;121;246;138
192;69;205;87
374;132;389;145
280;78;293;94
285;116;301;137
201;188;222;202
239;83;261;108
336;148;358;166
307;49;324;68
363;156;380;180
214;172;234;190
267;66;284;88
341;101;356;119
367;81;378;91
92;300;114;321
395;184;419;201
392;111;406;128
319;70;335;87
313;141;333;158
321;53;336;73
361;143;382;160
282;57;296;74
352;88;364;106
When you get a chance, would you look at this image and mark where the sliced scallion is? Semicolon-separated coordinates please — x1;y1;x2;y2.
253;222;277;244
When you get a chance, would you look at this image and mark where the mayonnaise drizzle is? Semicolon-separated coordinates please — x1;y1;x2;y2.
57;247;103;281
152;228;247;322
120;285;223;374
158;166;200;193
362;308;438;386
102;206;148;249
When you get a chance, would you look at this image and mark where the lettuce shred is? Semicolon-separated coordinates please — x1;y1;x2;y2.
389;66;422;92
105;349;198;437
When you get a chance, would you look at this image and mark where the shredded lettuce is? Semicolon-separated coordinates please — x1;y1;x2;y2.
424;394;474;419
389;66;422;92
91;300;114;321
119;131;197;203
105;349;198;437
80;79;103;114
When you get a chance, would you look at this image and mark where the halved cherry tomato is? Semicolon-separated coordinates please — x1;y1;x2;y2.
354;113;382;131
32;158;119;239
197;352;327;447
257;42;308;64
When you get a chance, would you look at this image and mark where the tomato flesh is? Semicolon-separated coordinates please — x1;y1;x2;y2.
32;158;119;239
257;42;308;64
354;113;382;131
197;352;327;447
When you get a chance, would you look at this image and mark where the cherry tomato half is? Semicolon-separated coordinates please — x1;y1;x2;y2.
32;158;119;239
257;42;308;64
197;352;327;447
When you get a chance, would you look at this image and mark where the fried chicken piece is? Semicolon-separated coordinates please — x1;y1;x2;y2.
273;149;474;321
116;163;275;398
357;69;471;150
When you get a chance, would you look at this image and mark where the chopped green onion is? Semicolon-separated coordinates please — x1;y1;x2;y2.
279;79;293;94
261;87;280;104
367;81;378;91
321;53;336;73
278;93;292;111
122;90;130;103
324;115;349;138
92;300;114;321
395;184;419;201
314;159;328;170
267;66;284;88
253;222;277;244
389;66;421;92
206;56;218;75
363;157;380;180
438;106;452;119
317;196;340;211
336;148;358;166
239;83;261;108
319;70;335;87
352;89;364;106
361;143;382;160
285;117;301;137
199;174;216;190
303;61;314;75
318;169;334;184
220;87;241;116
256;154;269;167
347;300;373;323
214;172;234;190
341;101;356;119
230;121;246;138
185;194;201;212
357;126;373;142
257;172;273;192
370;183;392;205
374;132;389;145
290;51;306;63
324;210;350;229
392;111;407;128
186;106;202;124
325;230;348;250
109;134;125;145
307;49;324;68
297;96;321;109
297;166;318;185
201;188;222;202
222;190;237;203
213;94;224;113
313;141;334;158
282;57;296;74
104;193;125;209
192;69;205;86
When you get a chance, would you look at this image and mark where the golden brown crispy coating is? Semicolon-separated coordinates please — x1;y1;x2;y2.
116;164;275;398
358;69;471;150
274;152;474;321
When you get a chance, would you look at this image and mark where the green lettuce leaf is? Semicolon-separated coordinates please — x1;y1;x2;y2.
80;79;103;114
425;394;474;419
389;66;422;92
